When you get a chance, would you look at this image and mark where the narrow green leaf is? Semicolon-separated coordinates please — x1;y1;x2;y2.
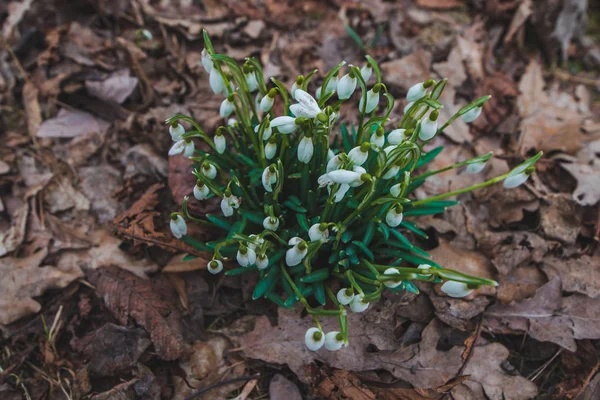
300;268;330;283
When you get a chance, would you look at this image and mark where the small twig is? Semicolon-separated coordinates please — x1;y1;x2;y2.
528;348;562;381
553;70;600;86
183;375;260;400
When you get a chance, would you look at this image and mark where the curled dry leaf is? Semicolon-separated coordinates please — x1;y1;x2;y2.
556;140;600;207
541;255;600;299
86;266;186;360
37;108;110;138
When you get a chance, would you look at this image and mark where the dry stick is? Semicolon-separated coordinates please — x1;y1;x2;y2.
183;374;261;400
528;348;563;382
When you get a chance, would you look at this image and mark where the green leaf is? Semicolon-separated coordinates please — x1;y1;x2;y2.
416;146;444;168
296;213;310;231
300;268;330;283
182;254;197;261
400;220;428;239
282;199;307;213
352;240;374;261
238;209;264;225
341;231;353;243
181;236;212;252
266;293;292;309
225;266;258;276
362;222;375;246
284;295;300;307
344;24;364;50
206;214;232;231
341;124;352;153
252;266;280;299
313;282;326;305
430;79;447;101
402;281;420;294
403;207;446;216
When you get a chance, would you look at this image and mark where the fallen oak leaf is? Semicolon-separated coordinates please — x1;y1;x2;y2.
541;255;600;299
86;266;186;360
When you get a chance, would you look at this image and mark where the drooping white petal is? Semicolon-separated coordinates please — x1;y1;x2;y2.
390;183;402;197
245;72;258;92
288;237;303;246
271;116;297;134
403;101;415;114
315;86;322;100
466;161;486;174
318;170;361;186
208;260;223;274
503;172;529;189
336;288;354;305
256;254;269;270
193;183;210;200
337;74;357;100
291;89;322;118
382;165;399;180
201;48;213;73
169;123;185;141
417;264;432;277
360;65;373;82
170;215;187;238
325;77;338;93
308;224;329;242
214;134;226;154
228;118;238;127
331;183;350;203
286;242;307;267
202;164;217;180
385;207;403;227
359;89;380;113
221;198;233;217
263;216;280;231
406;82;427;102
220;98;234;118
348;146;369;166
291;81;300;99
370;131;385;148
461;106;482;123
259;95;274;112
262;167;277;192
265;141;277;159
383;268;402;288
387;129;406;145
183;140;195;158
440;281;473;298
324;332;344;351
237;247;256;267
168;140;186;156
298;136;314;163
326;154;343;172
349;293;369;313
305;327;325;351
419;118;438;141
209;68;225;94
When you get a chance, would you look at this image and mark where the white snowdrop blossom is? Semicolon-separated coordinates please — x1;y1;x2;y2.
370;129;385;148
256;254;269;270
308;223;329;242
208;260;223;275
265;139;277;159
318;169;362;187
169;123;185;141
170;214;187;239
255;121;272;141
390;183;402;197
348;143;370;166
350;293;369;313
247;235;264;251
262;165;277;192
387;129;406;145
305;327;325;351
330;183;351;203
236;246;256;267
219;97;234;118
298;136;314;163
383;268;402;288
214;133;226;154
326;154;343;172
385;205;403;227
227;118;238;128
209;68;225;94
286;237;308;266
259;92;275;112
201;48;213;73
406;81;428;102
419;111;439;141
221;192;240;217
193;182;210;200
337;73;357;100
404;101;415;114
201;163;217;180
361;64;373;82
440;281;473;298
503;164;531;189
326;76;338;94
417;264;432;277
291;79;302;100
359;86;380;113
263;216;280;231
290;89;322;119
382;165;400;180
466;161;486;174
336;288;354;305
462;106;482;123
169;139;195;158
271;116;298;134
245;72;258;92
324;332;344;351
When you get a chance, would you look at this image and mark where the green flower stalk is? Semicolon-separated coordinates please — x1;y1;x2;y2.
166;30;542;352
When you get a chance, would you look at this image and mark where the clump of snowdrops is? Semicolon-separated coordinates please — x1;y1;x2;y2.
167;31;541;352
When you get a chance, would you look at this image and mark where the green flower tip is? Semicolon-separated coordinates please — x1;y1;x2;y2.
373;83;382;93
429;110;439;121
267;88;278;98
317;113;329;123
295;75;304;84
423;79;435;88
359;142;371;152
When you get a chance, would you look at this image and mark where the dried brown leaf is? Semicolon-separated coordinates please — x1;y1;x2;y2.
541;255;600;299
0;202;28;257
87;266;186;360
85;69;138;104
37;108;110;138
270;374;303;400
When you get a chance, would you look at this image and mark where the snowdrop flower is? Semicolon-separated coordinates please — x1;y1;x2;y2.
324;332;344;351
390;183;402;197
262;165;277;192
419;110;439;141
308;223;329;242
271;116;298;134
209;68;225;94
361;64;373;82
228;118;238;128
290;89;322;119
244;67;258;92
207;260;223;275
318;170;361;187
305;327;325;351
383;268;402;288
298;136;314;163
263;216;280;231
247;235;264;251
404;101;415;114
503;164;532;189
387;129;406;145
221;192;240;217
169;139;195;158
265;138;277;159
350;293;369;313
348;142;370;166
336;288;354;305
214;131;226;154
359;84;381;113
170;214;187;238
330;183;351;203
440;281;473;298
406;80;433;102
255;121;272;141
193;182;210;200
256;253;269;270
337;72;357;100
417;264;432;277
201;162;217;179
370;127;385;148
219;96;234;118
236;245;256;267
385;204;403;227
315;86;323;100
259;89;277;112
349;166;367;187
382;164;400;180
169;123;185;141
466;161;486;174
462;106;482;123
326;153;343;172
326;76;339;94
291;75;303;100
201;48;213;73
286;237;308;267
327;148;335;161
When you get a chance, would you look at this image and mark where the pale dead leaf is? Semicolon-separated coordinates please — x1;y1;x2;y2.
504;0;533;44
557;142;600;206
0;202;28;257
37;108;110;138
43;175;90;213
78;165;124;224
0;248;83;325
1;0;34;40
85;69;138;104
542;255;600;299
380;50;432;92
269;374;302;400
539;193;582;244
416;0;463;9
163;253;212;273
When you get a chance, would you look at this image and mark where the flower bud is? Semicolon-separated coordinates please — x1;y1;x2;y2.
462;106;482;123
503;165;531;189
245;71;258;92
417;264;432;277
291;75;304;100
440;281;473;298
219;96;234;118
404;101;415;114
348;143;370;166
262;165;277;192
193;182;210;200
201;48;213;73
324;332;344;351
170;214;187;238
466;161;486;174
298;136;314;163
360;64;373;82
370;127;385;148
387;128;406;145
265;137;277;159
263;216;280;231
305;327;325;351
337;72;357;100
359;87;380;113
208;260;223;274
271;116;298;134
390;183;402;197
336;288;354;305
382;165;400;180
169;123;185;141
308;223;329;242
350;293;369;313
209;68;225;94
256;253;269;270
259;89;276;112
326;153;343;172
385;204;403;227
286;238;308;266
383;268;402;288
419;110;438;141
237;245;257;267
406;79;433;102
202;163;217;179
214;132;226;154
